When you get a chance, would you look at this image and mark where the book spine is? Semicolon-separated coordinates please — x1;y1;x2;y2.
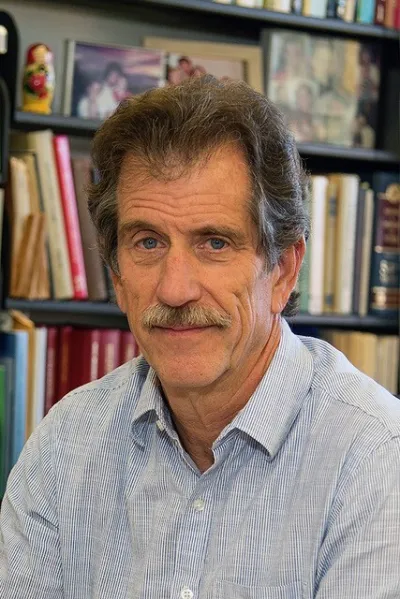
53;136;88;300
326;0;337;17
58;326;73;399
357;0;375;23
336;0;347;17
323;181;337;312
384;0;396;25
98;329;121;378
11;332;28;467
369;184;400;316
44;327;58;414
309;176;328;315
352;186;367;315
375;0;386;23
344;0;357;20
395;0;400;28
291;0;303;12
358;189;374;317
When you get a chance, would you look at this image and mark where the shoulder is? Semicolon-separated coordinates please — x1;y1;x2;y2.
45;357;149;443
299;334;400;439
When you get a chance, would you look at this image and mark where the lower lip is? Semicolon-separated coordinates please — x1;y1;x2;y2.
155;326;209;336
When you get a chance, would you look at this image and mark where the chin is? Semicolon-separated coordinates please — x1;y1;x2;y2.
150;354;227;390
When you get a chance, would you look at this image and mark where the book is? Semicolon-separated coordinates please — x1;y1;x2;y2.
44;327;58;415
11;310;36;439
69;328;101;389
264;30;381;148
53;135;88;300
302;0;328;17
323;180;338;313
375;0;386;22
0;330;29;468
369;173;400;317
98;329;121;377
58;326;73;399
332;174;359;315
291;0;303;13
357;187;374;317
384;0;397;26
308;175;328;315
357;0;376;22
71;156;108;301
31;327;47;431
326;0;337;17
11;131;74;299
265;0;291;11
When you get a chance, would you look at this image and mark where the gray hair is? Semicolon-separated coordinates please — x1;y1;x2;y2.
88;76;310;316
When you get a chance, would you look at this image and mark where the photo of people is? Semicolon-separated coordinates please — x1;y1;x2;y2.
166;53;244;85
266;31;381;148
63;41;166;120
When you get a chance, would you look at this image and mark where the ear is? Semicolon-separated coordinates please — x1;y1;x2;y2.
111;270;127;314
270;237;306;314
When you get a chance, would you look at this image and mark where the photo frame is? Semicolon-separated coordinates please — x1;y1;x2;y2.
63;40;166;120
143;37;263;93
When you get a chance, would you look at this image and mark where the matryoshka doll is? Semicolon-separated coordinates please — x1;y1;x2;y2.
22;43;55;114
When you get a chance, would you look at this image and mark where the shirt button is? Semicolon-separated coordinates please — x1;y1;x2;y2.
192;498;205;512
180;587;194;599
156;420;164;431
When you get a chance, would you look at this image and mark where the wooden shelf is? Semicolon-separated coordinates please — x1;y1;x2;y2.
12;111;101;137
6;299;398;332
130;0;399;39
12;112;400;165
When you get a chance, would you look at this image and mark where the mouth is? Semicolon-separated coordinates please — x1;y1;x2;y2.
154;325;211;335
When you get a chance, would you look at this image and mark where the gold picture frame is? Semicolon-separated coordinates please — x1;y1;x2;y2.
143;37;263;93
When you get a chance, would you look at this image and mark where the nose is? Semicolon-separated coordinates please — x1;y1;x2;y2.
156;249;202;307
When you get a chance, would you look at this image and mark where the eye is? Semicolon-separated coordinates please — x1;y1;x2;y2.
208;238;227;250
138;237;159;250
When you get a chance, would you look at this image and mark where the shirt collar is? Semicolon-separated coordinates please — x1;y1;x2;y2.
129;319;314;455
223;319;314;459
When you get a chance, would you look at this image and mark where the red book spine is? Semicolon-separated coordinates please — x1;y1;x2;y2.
53;135;88;300
98;329;121;377
119;331;139;365
58;326;73;399
395;0;400;27
375;0;386;23
44;327;58;415
70;329;101;388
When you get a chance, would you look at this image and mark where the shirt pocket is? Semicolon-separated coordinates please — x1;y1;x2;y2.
213;580;304;599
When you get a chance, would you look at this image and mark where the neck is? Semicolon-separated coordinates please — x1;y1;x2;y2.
162;317;282;472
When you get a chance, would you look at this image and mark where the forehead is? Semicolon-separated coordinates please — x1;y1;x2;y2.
117;145;253;226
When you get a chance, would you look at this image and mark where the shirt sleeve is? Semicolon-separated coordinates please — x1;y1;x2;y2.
315;436;400;599
0;408;64;599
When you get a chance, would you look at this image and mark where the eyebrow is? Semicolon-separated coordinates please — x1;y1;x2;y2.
118;220;248;246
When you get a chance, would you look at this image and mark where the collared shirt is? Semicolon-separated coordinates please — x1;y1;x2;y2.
1;320;400;599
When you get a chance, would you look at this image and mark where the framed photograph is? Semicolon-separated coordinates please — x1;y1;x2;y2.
143;37;263;93
63;40;166;120
265;30;381;148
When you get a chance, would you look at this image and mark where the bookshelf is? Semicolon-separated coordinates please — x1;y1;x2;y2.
133;0;399;39
2;0;400;337
6;299;399;333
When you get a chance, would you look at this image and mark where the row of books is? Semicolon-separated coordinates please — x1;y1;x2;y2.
322;330;399;395
298;171;399;317
7;130;112;302
213;0;400;26
0;310;139;498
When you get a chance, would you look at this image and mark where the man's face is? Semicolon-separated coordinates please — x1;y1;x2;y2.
113;146;292;392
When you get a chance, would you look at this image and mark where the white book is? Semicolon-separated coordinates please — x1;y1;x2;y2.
308;175;328;315
303;0;328;18
31;327;48;431
271;0;291;11
13;130;74;299
236;0;263;6
334;175;360;315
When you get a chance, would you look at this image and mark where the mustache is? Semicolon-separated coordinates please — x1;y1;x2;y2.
142;304;232;330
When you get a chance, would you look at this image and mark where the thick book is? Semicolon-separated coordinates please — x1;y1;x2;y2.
11;131;74;299
332;174;359;315
69;328;101;389
0;330;29;469
53;136;88;300
71;157;107;301
369;173;400;317
375;0;386;23
357;0;375;23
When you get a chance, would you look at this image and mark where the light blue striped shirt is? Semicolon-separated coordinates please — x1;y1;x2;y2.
1;320;400;598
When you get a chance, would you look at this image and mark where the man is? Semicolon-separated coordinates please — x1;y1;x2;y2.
1;77;399;598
